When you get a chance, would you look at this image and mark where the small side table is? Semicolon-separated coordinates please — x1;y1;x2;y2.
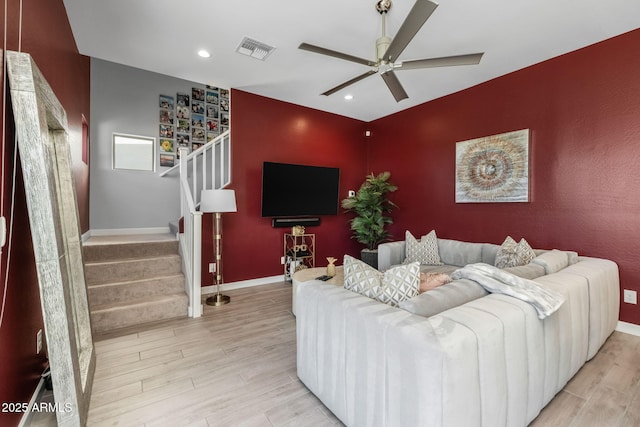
292;266;344;316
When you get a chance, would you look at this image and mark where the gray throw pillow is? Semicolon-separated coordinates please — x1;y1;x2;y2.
532;249;570;274
495;236;536;268
404;230;443;266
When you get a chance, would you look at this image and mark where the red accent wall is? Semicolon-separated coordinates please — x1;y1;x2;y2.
200;90;368;285
367;29;640;324
0;1;90;425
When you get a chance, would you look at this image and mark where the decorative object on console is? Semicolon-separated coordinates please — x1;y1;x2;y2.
284;233;315;281
403;230;443;266
326;257;337;276
495;236;536;268
200;189;237;306
341;171;398;268
456;129;529;203
343;255;419;307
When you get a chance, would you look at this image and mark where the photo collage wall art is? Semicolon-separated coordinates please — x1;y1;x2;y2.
158;86;230;168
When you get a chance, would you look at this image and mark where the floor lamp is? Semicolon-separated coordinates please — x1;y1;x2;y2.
200;189;237;306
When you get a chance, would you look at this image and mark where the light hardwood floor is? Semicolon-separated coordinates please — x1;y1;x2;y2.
86;282;340;427
33;282;640;426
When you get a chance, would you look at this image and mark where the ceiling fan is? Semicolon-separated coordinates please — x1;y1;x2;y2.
299;0;484;102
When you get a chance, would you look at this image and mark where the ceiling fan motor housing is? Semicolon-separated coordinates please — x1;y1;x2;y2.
376;36;391;63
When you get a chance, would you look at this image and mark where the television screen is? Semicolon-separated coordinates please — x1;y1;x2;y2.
261;162;340;217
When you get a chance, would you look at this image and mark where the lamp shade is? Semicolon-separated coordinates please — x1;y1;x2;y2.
200;189;237;213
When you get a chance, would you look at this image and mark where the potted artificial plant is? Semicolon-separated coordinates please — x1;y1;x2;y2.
341;171;398;268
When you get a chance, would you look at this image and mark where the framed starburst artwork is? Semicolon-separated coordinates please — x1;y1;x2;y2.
456;129;530;203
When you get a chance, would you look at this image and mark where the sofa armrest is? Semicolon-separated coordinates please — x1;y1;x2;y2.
378;240;406;271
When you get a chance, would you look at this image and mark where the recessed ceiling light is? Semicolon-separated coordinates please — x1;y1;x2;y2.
344;94;354;100
197;49;211;58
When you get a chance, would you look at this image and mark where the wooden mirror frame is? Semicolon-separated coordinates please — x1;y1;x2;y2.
7;50;95;427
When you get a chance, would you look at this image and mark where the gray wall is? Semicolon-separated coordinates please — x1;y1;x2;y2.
90;59;207;230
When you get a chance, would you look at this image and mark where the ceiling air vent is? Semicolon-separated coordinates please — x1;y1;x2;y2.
236;37;275;61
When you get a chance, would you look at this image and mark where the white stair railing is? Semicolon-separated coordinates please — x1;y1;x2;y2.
161;130;231;317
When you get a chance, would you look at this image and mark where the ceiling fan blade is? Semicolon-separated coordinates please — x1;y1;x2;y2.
398;52;484;70
383;0;438;63
380;70;408;102
299;43;376;67
322;70;377;96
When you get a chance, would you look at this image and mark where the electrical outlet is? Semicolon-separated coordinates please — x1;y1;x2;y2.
36;329;43;354
209;263;215;273
624;289;637;304
348;190;356;197
280;256;285;265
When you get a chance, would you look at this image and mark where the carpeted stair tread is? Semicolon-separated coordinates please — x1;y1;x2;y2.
84;253;182;266
87;274;185;306
83;240;179;262
91;293;188;333
85;254;182;286
87;273;185;289
91;292;187;311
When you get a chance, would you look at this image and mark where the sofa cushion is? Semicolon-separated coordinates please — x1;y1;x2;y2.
399;278;488;317
503;263;546;280
437;238;484;267
532;249;571;274
419;264;459;275
495;236;536;268
481;243;501;265
344;255;420;307
567;251;579;265
404;230;443;266
419;272;453;293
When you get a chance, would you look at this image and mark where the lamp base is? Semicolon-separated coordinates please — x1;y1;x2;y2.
206;293;230;306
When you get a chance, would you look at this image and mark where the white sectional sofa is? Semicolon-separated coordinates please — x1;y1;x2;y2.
296;237;620;427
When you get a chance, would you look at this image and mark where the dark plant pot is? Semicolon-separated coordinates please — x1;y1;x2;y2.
360;249;378;269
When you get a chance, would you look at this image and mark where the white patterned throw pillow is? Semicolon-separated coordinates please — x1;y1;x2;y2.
343;254;383;299
344;255;420;307
404;230;443;265
495;236;536;268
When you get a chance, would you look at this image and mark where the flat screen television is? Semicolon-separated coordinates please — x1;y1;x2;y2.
261;161;340;217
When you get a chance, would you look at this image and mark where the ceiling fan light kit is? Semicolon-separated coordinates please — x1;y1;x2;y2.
299;0;484;102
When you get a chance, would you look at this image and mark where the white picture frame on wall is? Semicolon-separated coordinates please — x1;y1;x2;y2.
112;133;156;172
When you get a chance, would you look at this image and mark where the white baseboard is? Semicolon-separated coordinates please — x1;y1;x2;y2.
202;275;285;295
81;230;91;243
616;321;640;337
88;227;171;237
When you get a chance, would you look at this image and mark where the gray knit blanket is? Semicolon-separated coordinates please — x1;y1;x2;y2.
451;263;565;319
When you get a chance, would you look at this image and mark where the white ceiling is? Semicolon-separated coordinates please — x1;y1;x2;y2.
63;0;640;122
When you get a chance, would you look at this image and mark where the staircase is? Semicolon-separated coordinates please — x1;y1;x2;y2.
83;236;189;333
